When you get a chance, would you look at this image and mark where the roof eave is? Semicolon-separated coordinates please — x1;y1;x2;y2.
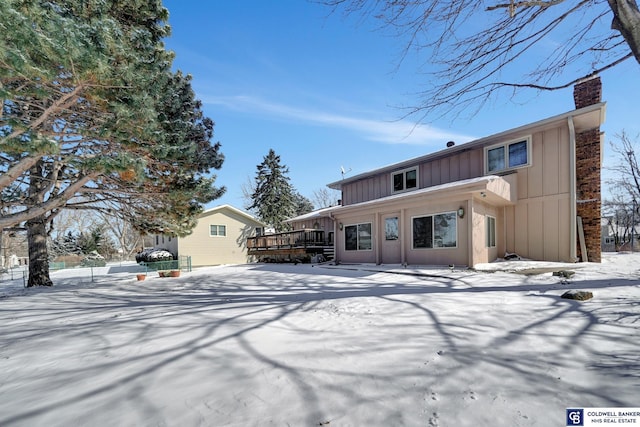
327;103;606;190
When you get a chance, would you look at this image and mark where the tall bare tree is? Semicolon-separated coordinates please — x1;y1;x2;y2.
605;131;640;248
321;0;640;119
312;188;341;208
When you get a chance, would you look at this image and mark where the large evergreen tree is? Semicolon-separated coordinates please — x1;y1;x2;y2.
249;150;296;232
293;192;314;217
0;1;225;286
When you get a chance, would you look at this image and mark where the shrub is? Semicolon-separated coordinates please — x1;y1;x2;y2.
81;251;107;267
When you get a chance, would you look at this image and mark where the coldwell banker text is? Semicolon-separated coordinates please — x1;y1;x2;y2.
567;408;640;426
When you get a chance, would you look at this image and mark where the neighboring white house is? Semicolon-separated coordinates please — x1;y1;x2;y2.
157;205;265;267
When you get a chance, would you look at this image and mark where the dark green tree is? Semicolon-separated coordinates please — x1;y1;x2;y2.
50;231;81;257
249;150;296;232
293;192;314;216
1;1;225;286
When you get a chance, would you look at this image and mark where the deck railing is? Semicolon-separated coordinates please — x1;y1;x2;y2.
247;229;330;250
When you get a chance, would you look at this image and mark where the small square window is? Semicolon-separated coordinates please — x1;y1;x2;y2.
210;225;226;237
392;168;418;193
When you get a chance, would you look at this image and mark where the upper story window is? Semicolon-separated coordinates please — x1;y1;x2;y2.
210;225;226;237
485;137;531;174
392;167;418;193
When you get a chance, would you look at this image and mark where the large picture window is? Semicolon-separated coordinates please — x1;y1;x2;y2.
486;216;496;248
210;225;226;237
345;223;372;251
412;212;457;249
392;168;418;193
486;137;530;173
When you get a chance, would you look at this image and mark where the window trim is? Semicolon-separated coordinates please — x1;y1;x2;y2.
209;224;227;237
484;136;532;174
344;222;373;251
391;167;419;193
411;211;458;250
486;216;497;248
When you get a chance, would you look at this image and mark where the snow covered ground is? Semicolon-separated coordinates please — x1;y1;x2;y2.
0;253;638;427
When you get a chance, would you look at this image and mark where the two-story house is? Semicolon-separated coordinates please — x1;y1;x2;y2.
325;77;605;268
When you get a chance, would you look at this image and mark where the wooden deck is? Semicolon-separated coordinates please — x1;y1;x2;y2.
247;229;334;261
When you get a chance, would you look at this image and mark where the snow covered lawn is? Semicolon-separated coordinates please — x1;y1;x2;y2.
1;253;638;426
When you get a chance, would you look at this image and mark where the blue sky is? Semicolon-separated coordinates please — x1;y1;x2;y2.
162;0;640;210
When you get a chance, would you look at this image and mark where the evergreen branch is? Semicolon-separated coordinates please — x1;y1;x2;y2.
0;172;100;228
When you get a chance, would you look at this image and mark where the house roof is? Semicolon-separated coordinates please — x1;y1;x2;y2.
199;204;265;226
284;205;336;223
327;102;606;190
326;175;515;215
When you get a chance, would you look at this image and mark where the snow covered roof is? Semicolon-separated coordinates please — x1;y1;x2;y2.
284;205;336;223
199;204;265;225
325;175;514;214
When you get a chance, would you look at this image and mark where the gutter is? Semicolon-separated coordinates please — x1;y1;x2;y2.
328;102;606;190
568;116;578;262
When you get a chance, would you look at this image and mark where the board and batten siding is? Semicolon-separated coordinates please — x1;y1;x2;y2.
505;124;573;262
341;148;485;206
339;119;574;263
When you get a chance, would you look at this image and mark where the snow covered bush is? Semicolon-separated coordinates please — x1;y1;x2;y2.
135;249;176;271
81;251;107;267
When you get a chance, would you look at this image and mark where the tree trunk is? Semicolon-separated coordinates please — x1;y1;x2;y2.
26;160;53;287
608;0;640;64
27;215;52;287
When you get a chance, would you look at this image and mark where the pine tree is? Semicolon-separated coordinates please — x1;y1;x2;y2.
0;1;225;286
249;150;296;232
293;192;314;216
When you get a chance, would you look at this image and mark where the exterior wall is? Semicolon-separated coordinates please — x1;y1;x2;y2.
503;125;574;262
470;200;502;266
403;200;469;266
340;120;574;263
334;195;472;266
341;148;484;206
178;208;262;266
290;216;334;233
334;212;377;264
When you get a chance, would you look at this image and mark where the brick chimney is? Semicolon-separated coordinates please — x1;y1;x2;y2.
574;75;602;109
573;75;602;262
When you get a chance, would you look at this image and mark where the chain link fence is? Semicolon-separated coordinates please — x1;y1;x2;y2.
1;256;191;287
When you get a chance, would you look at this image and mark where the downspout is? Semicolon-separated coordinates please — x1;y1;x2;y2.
400;208;406;265
329;211;337;263
375;212;381;265
568;116;578;262
468;198;474;267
